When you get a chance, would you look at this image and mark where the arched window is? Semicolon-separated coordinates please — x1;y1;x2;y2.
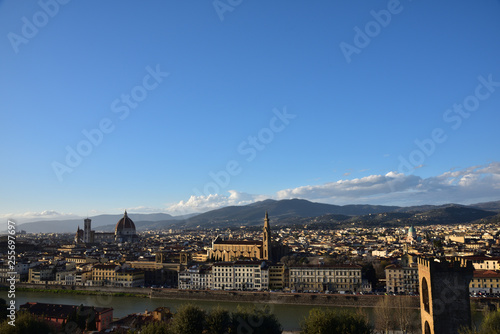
422;277;430;313
424;321;431;334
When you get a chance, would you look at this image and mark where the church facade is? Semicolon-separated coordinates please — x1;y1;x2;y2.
208;212;272;262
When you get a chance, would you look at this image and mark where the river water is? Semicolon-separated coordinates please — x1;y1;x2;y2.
3;290;417;331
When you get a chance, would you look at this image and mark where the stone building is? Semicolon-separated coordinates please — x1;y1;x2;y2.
178;265;212;290
289;264;362;292
212;260;269;291
418;257;473;334
208;212;272;261
385;264;419;294
74;211;137;244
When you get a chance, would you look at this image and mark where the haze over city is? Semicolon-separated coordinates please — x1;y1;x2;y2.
1;1;500;224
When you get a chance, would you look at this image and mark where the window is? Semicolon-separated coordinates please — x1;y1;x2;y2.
424;321;431;334
422;277;430;313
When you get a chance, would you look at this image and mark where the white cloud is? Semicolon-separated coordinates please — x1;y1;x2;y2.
166;190;269;215
0;211;81;224
276;172;421;202
166;162;500;212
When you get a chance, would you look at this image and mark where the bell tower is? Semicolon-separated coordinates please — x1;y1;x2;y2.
83;218;92;243
263;212;271;260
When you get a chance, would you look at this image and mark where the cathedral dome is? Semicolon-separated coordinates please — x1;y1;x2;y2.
115;210;136;233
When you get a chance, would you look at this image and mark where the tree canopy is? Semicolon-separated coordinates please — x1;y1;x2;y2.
301;308;373;334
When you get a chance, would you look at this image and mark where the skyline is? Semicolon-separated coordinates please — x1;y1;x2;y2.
2;1;500;223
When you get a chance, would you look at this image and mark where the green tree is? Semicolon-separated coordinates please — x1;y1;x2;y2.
169;304;206;334
461;309;500;334
0;311;53;334
206;306;231;334
231;305;282;334
301;308;373;334
140;321;171;334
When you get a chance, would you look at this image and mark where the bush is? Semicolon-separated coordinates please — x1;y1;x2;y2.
169;304;206;334
230;305;282;334
301;308;373;334
0;311;53;334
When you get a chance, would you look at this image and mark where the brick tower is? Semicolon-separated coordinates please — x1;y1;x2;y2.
417;257;474;334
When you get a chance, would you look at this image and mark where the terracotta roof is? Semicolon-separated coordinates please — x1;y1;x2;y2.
289;264;362;269
214;240;262;246
115;210;136;232
20;302;112;319
473;270;500;278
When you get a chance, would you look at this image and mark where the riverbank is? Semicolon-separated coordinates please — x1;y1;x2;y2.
13;283;421;308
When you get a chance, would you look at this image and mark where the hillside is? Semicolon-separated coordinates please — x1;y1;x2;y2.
169;199;401;228
8;199;500;233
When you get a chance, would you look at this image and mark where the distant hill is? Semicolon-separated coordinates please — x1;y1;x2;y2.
13;213;178;233
8;199;500;233
469;200;500;213
169;199;402;228
303;204;497;229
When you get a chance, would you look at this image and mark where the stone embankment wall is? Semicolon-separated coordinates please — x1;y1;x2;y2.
17;283;421;308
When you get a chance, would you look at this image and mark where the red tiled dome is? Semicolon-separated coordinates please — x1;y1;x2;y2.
115;210;136;232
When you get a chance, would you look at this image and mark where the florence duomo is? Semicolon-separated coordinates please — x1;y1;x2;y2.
75;210;138;244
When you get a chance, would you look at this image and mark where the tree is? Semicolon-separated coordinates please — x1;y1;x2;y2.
169;304;206;334
374;296;395;333
393;296;420;334
206;306;231;334
230;305;282;334
460;309;500;334
0;311;53;334
301;308;373;334
140;321;170;334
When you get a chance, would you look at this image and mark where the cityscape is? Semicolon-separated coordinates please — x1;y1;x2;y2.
2;200;500;332
2;1;500;333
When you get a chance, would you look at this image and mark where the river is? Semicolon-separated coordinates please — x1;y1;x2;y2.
2;290;416;331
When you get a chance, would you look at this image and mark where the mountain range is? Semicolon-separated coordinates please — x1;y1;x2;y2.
7;199;500;234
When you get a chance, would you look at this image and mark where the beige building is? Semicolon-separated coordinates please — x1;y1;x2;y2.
289;265;362;292
208;213;272;262
212;261;269;291
470;270;500;294
268;264;286;290
178;266;212;290
385;264;419;294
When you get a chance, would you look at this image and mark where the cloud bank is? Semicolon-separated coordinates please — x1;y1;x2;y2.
167;162;500;213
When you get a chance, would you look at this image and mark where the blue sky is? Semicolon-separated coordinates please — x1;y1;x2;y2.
1;0;500;223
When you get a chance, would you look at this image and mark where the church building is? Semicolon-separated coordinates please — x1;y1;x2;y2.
208;212;273;262
75;210;138;244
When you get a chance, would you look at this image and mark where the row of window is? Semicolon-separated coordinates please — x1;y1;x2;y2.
290;270;361;277
291;278;358;283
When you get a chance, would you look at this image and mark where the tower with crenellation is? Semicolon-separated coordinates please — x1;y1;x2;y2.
418;257;474;334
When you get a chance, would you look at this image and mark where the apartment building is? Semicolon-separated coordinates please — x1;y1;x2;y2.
385;264;419;294
28;265;55;283
0;261;30;283
115;268;145;287
212;261;269;291
289;264;362;292
178;266;212;290
464;256;500;271
470;270;500;294
91;264;118;286
268;264;286;290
